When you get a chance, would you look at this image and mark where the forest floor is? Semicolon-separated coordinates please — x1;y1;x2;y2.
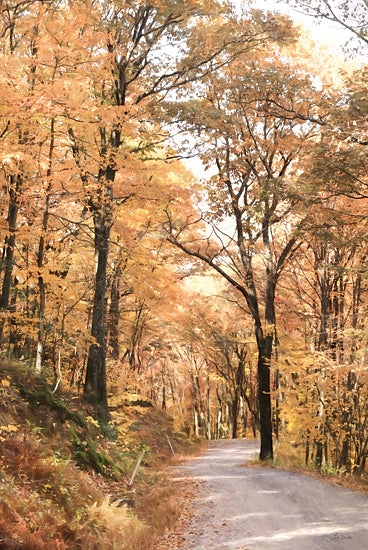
158;440;368;550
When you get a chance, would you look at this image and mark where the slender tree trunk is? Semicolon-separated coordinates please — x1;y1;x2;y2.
0;174;21;342
35;277;46;375
35;118;55;375
216;381;223;439
108;262;121;360
231;396;239;439
231;359;245;439
315;367;326;469
225;396;232;439
129;301;147;372
194;408;199;437
191;371;202;436
161;384;166;410
206;377;211;440
305;433;310;465
240;396;247;435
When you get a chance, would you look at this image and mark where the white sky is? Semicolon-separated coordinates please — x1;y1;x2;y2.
183;0;365;178
235;0;355;52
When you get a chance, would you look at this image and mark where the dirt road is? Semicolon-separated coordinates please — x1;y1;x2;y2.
164;440;368;549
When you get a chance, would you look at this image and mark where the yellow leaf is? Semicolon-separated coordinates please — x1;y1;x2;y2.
7;425;18;432
1;380;10;387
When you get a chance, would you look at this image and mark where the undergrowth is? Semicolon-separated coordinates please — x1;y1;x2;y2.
0;359;201;549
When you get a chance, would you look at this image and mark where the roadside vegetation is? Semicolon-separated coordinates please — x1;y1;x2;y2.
250;440;368;497
0;359;202;549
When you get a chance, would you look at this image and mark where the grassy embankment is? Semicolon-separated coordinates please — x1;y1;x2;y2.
249;439;368;495
0;359;201;549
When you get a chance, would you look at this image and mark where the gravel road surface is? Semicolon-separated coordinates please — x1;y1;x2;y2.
168;439;368;549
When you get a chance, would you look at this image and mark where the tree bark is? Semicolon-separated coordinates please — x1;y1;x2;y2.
206;377;211;440
108;261;121;360
0;174;21;342
257;332;274;460
35;117;55;375
84;208;110;414
231;357;245;439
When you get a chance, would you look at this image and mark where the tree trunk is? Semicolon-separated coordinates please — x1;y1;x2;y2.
84;209;110;415
206;377;211;440
108;256;131;360
108;265;121;360
35;118;55;375
194;408;199;437
315;367;326;470
35;276;46;375
231;356;246;439
216;381;223;439
231;396;239;439
0;174;21;342
305;433;310;465
257;333;273;460
226;399;232;439
240;396;247;435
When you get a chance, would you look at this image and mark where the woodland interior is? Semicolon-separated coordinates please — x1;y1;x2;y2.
0;0;368;546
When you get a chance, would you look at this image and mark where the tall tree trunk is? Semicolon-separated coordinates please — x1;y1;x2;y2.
216;381;223;439
194;408;199;437
257;333;273;460
258;270;276;460
206;377;211;440
231;358;245;439
35;118;54;375
35;276;46;375
240;396;247;435
0;174;21;342
315;367;326;469
161;384;166;410
231;396;239;439
108;261;121;360
84;209;110;414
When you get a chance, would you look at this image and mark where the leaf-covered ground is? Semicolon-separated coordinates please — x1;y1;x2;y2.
0;359;201;549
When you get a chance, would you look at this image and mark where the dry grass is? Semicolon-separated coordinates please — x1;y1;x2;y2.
0;360;204;549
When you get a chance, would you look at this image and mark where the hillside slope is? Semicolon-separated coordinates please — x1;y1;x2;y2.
0;360;197;549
